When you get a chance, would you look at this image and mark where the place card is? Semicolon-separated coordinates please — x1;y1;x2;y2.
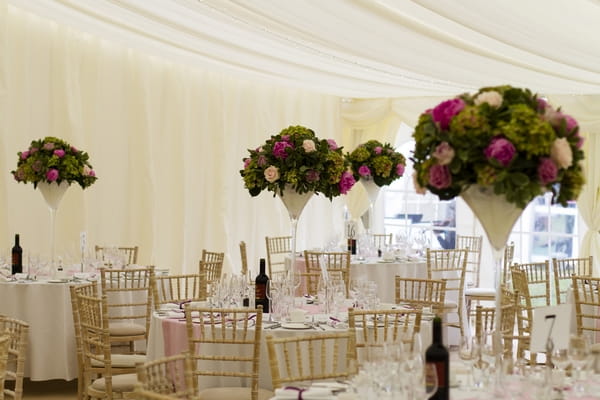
530;303;573;352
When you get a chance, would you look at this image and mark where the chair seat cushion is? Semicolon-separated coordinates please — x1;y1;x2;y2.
465;288;496;297
440;300;458;311
91;354;146;368
109;322;146;336
198;387;273;400
91;373;138;392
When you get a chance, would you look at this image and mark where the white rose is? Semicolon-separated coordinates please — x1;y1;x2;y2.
302;139;316;153
264;165;280;183
550;137;573;169
474;91;503;108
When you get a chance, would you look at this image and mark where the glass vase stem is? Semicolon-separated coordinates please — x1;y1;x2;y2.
49;207;57;272
290;216;298;294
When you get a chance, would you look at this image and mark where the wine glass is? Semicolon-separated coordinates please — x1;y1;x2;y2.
552;347;570;391
459;335;478;390
569;334;590;395
413;363;438;400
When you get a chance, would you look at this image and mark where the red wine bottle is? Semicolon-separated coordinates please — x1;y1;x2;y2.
425;315;449;400
254;258;269;313
11;234;23;275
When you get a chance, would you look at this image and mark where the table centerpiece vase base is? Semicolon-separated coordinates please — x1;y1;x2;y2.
461;184;526;393
38;181;70;276
277;186;314;295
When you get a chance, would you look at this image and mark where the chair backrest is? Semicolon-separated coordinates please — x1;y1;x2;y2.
348;308;422;365
184;306;263;400
99;266;155;342
553;256;593;304
69;283;99;400
474;286;516;355
153;274;206;310
501;242;516;286
0;316;29;400
394;277;446;313
198;250;225;289
95;245;139;266
266;331;357;389
304;251;350;297
0;335;10;398
136;352;196;398
512;261;551;306
372;233;392;251
571;275;600;337
510;266;536;361
456;235;483;286
239;241;249;276
265;236;292;279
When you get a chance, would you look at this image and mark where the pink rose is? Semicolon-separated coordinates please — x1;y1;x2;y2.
20;151;30;160
30;147;38;154
432;142;455;165
358;165;371;177
484;137;516;167
428;165;452;189
432;98;465;130
281;135;290;142
272;141;293;159
302;139;316;153
374;146;383;155
89;170;96;177
338;171;356;195
564;114;578;132
412;171;427;195
264;165;280;183
306;170;320;182
537;98;548;112
326;139;338;150
54;149;65;158
70;146;78;153
537;158;558;185
243;158;251;169
550;138;573;169
43;142;54;151
396;163;405;176
46;168;59;181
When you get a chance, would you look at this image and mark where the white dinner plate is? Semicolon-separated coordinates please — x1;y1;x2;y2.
47;279;70;283
281;322;312;330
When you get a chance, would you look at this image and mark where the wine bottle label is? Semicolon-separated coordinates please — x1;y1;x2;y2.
428;361;447;388
255;284;266;299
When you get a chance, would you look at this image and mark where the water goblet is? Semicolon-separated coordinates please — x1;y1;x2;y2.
458;335;478;390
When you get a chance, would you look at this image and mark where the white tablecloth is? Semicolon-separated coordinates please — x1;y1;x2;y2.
0;280;78;381
148;309;432;391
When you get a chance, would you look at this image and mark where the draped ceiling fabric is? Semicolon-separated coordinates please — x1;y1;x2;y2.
2;0;600;274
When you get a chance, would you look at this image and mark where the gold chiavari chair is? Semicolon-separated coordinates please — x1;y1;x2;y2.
95;245;139;266
75;291;143;399
265;236;292;280
99;266;155;353
69;283;99;399
198;249;225;296
0;316;29;400
571;275;600;339
348;308;422;366
136;352;196;398
266;331;357;389
0;335;10;399
394;277;447;314
372;233;393;251
553;256;593;304
153;274;206;311
184;306;272;400
303;250;351;297
512;261;552;307
511;267;538;365
456;234;483;287
426;248;468;336
473;286;517;358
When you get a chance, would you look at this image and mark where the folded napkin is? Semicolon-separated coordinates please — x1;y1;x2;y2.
274;387;333;399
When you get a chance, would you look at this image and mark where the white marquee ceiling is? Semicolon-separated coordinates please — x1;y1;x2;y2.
9;0;600;98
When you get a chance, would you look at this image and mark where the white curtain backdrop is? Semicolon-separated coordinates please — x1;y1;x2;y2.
0;6;345;274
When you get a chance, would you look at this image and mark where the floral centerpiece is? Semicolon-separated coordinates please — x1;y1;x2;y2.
412;85;584;209
11;136;98;189
347;140;406;186
240;125;356;200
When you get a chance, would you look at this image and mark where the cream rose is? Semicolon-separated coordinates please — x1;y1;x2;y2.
474;91;503;108
264;165;280;183
550;137;573;169
302;139;316;153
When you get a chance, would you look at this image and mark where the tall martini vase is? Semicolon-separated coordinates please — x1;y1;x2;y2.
360;179;381;234
38;181;70;276
277;186;314;295
461;184;525;392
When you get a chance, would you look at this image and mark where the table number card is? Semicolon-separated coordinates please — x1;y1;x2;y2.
530;303;573;352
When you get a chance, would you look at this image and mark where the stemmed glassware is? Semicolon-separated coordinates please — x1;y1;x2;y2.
569;334;590;396
459;335;479;390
